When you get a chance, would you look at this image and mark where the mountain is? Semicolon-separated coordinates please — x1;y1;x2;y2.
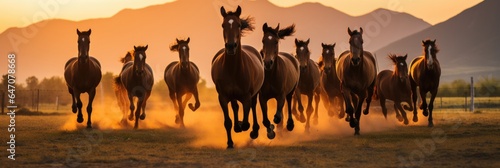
0;0;430;85
375;0;499;82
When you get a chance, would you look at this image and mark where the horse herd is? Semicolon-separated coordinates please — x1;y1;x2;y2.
63;6;441;149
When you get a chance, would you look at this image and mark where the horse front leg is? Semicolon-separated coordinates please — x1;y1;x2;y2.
419;89;429;117
363;81;375;115
395;102;409;125
219;95;233;149
74;91;84;124
259;95;274;139
393;102;404;122
241;97;252;132
354;92;366;135
295;89;306;123
313;89;320;125
428;89;438;127
188;88;201;111
250;94;260;139
305;93;314;133
86;88;96;129
134;97;143;129
231;100;241;133
338;96;346;119
410;78;419;122
140;92;150;121
68;86;77;113
128;94;135;121
341;86;354;125
286;90;295;131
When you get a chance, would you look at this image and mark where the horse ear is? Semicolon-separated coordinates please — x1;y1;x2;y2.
134;46;137;50
347;27;352;36
333;43;336;48
433;39;436;43
235;6;242;16
187;37;190;43
176;38;180;43
321;43;325;47
87;29;91;35
262;22;268;31
359;27;363;34
145;45;148;50
295;38;299;45
275;23;280;32
404;54;408;60
306;38;310;45
422;40;425;44
259;50;264;57
77;29;81;35
220;6;227;17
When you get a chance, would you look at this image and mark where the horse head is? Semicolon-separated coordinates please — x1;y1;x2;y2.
261;23;295;71
295;38;311;73
77;29;91;64
321;43;336;74
389;54;409;83
422;39;439;70
170;38;191;70
133;45;148;76
348;27;364;66
220;6;254;56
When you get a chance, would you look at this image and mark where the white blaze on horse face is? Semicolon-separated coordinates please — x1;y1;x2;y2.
228;19;234;28
82;38;85;42
300;47;304;51
325;50;329;54
139;53;144;61
268;36;272;40
427;46;433;65
399;62;404;66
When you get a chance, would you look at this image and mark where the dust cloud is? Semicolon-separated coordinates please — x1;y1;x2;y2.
60;94;431;149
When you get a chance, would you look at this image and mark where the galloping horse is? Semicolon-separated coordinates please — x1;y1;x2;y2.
115;45;154;129
114;51;134;125
211;6;264;148
374;54;413;125
64;29;102;128
259;23;299;139
318;43;345;119
164;38;200;128
336;27;376;135
292;38;321;133
410;39;441;127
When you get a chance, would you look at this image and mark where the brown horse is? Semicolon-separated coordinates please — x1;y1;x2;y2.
374;54;413;125
114;51;134;125
336;27;376;135
259;23;299;139
211;6;264;148
64;29;102;129
318;43;345;119
410;39;441;127
292;38;321;133
115;45;154;129
164;38;200;128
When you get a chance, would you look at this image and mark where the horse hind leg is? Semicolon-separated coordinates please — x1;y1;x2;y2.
68;86;77;113
428;89;438;127
395;102;409;125
178;93;192;128
338;96;346;119
250;94;260;139
219;95;233;149
380;97;388;119
304;93;314;133
286;91;295;131
140;92;150;121
175;93;185;127
393;102;404;122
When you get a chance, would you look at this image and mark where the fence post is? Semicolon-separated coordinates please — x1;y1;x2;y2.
464;92;467;111
37;89;40;112
470;77;474;112
1;90;4;114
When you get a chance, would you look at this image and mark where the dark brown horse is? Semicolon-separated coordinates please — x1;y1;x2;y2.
211;6;264;148
374;54;413;125
64;29;102;128
114;51;134;125
318;43;345;119
115;45;154;129
292;38;321;133
259;23;300;139
336;27;376;135
410;39;441;127
164;38;200;128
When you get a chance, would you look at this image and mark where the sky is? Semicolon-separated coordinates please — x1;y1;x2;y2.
0;0;482;33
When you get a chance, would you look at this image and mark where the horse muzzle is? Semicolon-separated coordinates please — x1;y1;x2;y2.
264;60;274;70
225;43;237;55
351;57;361;66
324;67;332;74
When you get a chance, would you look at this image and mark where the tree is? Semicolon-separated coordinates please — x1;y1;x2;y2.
26;76;39;90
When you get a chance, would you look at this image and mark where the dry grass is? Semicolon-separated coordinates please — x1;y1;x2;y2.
1;105;499;167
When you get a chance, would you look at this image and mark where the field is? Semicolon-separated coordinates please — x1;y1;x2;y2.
1;98;499;168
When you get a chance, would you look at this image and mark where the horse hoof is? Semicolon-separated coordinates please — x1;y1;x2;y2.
241;122;250;131
287;120;294;131
86;125;92;129
423;110;429;117
226;145;234;149
349;118;357;128
273;115;282;124
128;115;134;121
404;120;409;125
339;112;345;119
299;115;306;123
396;115;404;122
140;114;146;120
428;122;434;127
363;109;369;115
267;131;276;139
72;106;77;113
354;131;360;136
234;123;243;133
134;125;138;129
250;131;259;139
175;115;180;124
312;118;318;126
413;117;418;122
77;117;84;123
345;115;350;122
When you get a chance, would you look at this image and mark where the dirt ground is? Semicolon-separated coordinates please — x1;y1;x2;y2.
1;107;499;167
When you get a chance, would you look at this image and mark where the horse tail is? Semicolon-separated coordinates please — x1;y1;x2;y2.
372;85;379;100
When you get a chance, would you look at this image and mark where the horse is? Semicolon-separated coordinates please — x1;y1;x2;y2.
164;37;201;128
374;54;414;125
318;43;345;119
259;23;299;139
64;29;102;129
410;39;441;127
292;38;321;133
336;27;377;135
114;51;134;125
115;45;154;129
211;6;264;148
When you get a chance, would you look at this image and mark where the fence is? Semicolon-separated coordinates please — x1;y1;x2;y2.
1;89;499;114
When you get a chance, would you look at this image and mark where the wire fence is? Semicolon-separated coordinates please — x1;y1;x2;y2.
1;89;499;114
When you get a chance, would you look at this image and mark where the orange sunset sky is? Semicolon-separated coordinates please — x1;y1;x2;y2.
0;0;482;33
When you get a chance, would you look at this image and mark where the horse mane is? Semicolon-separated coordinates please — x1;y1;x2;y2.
120;51;134;63
350;30;361;36
169;38;190;52
388;54;398;64
278;24;295;39
318;56;324;69
422;39;440;53
263;24;278;36
240;16;255;35
134;45;148;52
